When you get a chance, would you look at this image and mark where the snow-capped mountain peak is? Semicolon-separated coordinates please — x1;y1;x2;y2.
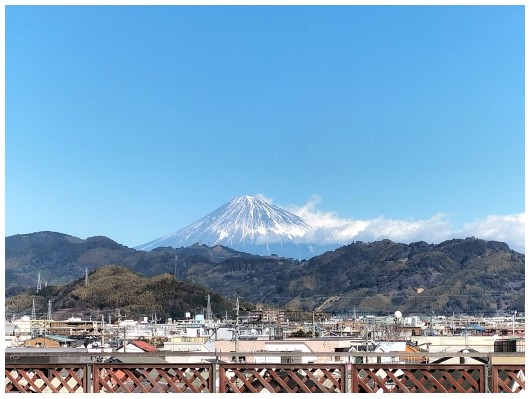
136;195;312;253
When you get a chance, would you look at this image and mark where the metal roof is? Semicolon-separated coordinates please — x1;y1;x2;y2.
42;335;76;343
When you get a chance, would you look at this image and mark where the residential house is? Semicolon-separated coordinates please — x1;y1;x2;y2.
23;335;76;348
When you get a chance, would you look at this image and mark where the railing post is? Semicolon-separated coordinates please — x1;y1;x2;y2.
211;360;218;393
218;364;225;393
484;354;493;394
86;362;93;393
484;364;491;393
345;363;351;393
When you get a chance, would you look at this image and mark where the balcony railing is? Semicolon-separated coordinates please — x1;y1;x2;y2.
5;350;525;393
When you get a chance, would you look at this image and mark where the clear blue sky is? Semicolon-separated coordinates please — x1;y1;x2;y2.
5;5;525;250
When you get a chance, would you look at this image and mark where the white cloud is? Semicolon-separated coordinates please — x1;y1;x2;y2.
459;213;525;252
286;195;368;243
353;214;453;244
284;196;525;253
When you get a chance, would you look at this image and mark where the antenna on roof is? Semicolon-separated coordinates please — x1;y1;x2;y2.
37;272;42;293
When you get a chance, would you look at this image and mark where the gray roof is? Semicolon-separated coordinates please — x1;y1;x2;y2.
41;335;76;343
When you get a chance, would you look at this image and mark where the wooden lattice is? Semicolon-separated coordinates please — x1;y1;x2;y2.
5;362;525;393
5;365;86;393
93;364;213;393
219;364;345;393
352;365;484;393
491;366;525;393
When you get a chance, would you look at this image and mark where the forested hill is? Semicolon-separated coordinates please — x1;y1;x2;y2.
5;232;524;315
5;231;260;295
5;265;236;321
180;238;525;315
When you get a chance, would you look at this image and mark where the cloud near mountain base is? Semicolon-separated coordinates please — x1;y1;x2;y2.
284;195;525;253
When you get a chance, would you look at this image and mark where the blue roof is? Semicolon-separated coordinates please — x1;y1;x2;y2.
468;324;485;331
44;335;76;343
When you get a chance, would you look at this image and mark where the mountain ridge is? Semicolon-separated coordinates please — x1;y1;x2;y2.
5;265;236;321
135;195;338;258
5;231;524;315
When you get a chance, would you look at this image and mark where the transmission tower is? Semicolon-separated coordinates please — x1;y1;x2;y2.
85;267;89;286
31;297;36;320
37;272;42;293
206;294;213;321
47;300;52;321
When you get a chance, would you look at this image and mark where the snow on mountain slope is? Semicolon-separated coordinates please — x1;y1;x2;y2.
136;196;314;254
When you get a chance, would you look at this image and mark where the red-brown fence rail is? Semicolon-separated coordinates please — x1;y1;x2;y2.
4;362;526;393
491;365;526;393
5;365;86;393
218;364;345;393
92;364;213;393
351;364;485;393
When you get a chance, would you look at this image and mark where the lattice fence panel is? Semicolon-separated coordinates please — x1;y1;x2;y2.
92;364;213;393
491;366;525;393
352;364;485;393
219;364;345;393
5;365;86;393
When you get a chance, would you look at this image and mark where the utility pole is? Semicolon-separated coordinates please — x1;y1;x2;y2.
365;321;369;364
312;312;316;338
234;298;240;353
101;315;105;348
44;311;47;348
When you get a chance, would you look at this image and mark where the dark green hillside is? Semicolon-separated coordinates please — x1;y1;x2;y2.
5;232;264;295
179;238;524;315
184;256;305;300
5;232;524;315
5;265;234;321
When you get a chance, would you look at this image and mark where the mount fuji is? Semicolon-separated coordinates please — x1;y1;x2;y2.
136;195;340;259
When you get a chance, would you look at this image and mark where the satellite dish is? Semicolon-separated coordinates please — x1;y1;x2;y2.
394;311;402;318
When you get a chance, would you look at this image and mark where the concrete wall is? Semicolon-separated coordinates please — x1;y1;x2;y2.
412;335;500;352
